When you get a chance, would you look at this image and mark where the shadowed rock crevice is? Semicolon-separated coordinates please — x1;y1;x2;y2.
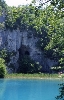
19;45;30;58
25;51;30;55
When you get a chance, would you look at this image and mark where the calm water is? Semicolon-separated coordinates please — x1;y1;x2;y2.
0;79;63;100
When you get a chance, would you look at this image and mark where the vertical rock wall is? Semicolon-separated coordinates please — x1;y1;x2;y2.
0;29;21;72
0;29;58;73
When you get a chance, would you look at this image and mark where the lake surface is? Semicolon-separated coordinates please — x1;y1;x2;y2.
0;79;63;100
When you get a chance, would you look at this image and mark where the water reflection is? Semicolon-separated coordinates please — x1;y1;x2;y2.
56;83;64;100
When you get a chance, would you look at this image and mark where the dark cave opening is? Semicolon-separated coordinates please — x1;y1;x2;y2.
18;45;30;61
17;46;30;73
25;51;30;55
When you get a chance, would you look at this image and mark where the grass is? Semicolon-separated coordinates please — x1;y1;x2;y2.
4;73;64;79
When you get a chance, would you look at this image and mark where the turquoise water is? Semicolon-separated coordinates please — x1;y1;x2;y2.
0;79;63;100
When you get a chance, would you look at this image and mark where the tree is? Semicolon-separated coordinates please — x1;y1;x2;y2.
56;83;64;100
51;0;64;10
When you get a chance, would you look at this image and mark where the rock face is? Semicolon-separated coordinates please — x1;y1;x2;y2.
0;29;21;72
0;29;58;73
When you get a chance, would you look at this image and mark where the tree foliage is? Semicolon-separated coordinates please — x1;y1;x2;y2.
56;83;64;100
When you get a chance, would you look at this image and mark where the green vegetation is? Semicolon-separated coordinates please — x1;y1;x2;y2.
5;73;61;79
56;83;64;100
0;0;64;75
0;0;7;14
0;49;15;64
0;58;6;78
18;55;42;73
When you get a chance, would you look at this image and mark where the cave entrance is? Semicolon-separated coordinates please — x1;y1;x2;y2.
17;45;30;73
25;51;30;55
18;45;30;60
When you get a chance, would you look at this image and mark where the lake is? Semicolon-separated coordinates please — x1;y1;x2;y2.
0;79;63;100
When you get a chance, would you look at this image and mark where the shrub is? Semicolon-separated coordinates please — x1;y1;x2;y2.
0;58;6;78
17;55;42;74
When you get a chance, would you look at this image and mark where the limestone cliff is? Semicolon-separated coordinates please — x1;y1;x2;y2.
0;29;58;73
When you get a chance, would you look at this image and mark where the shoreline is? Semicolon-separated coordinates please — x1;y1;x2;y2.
4;73;64;80
4;77;62;80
